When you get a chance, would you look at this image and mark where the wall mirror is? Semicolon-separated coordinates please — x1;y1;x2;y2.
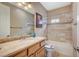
0;2;35;37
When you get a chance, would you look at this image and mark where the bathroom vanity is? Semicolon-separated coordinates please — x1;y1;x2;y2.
0;37;46;57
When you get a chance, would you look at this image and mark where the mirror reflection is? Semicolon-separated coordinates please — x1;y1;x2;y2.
0;2;35;37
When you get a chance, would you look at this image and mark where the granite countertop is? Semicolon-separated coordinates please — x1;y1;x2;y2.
0;37;45;57
0;35;30;43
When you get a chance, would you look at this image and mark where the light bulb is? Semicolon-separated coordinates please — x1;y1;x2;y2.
24;6;28;9
28;4;32;8
22;2;26;5
17;3;22;6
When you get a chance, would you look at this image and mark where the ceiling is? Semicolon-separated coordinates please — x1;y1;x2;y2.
40;2;71;11
9;2;34;14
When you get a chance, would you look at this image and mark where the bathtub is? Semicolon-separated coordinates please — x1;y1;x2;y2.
45;40;74;57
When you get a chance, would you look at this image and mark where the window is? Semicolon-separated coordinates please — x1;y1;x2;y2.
51;19;60;23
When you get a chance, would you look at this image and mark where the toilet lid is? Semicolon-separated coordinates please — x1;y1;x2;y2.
45;44;54;48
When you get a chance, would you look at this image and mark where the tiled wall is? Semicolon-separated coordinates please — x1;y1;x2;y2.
47;5;72;42
47;24;72;42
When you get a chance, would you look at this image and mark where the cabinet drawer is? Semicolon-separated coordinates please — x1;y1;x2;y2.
41;40;45;47
28;43;40;56
15;50;27;57
36;47;45;57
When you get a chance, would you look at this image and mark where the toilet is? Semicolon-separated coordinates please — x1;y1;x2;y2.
45;41;55;57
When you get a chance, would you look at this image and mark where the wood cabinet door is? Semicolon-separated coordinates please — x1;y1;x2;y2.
14;50;27;57
36;47;45;57
28;43;40;56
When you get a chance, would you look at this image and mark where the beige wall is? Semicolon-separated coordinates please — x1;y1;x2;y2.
47;5;72;42
0;3;10;37
32;2;47;19
77;3;79;48
31;2;47;36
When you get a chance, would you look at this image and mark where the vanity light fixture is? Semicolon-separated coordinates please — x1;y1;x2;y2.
17;3;22;6
17;2;32;9
28;3;32;8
